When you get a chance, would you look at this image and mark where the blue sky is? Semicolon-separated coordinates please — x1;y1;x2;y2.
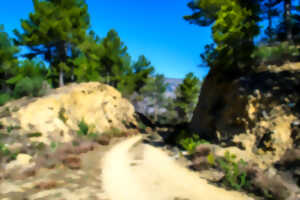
0;1;276;80
0;0;212;80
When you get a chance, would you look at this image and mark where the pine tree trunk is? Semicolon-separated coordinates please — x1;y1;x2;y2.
71;65;74;81
59;68;64;87
154;104;158;122
58;41;67;87
267;0;273;42
284;0;292;42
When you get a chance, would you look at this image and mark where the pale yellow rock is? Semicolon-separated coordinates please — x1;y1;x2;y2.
0;182;24;194
5;154;33;171
1;82;137;145
6;142;23;152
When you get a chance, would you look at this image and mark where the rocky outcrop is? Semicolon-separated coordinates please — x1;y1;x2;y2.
191;64;300;166
0;82;138;145
190;63;300;199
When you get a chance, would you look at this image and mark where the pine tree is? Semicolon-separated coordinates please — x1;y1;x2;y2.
100;29;132;88
132;55;155;93
260;0;280;43
73;30;105;82
14;0;90;87
140;74;168;122
0;25;19;92
184;0;260;77
174;73;201;123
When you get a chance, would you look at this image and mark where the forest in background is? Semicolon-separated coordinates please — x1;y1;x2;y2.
1;0;300;125
0;0;201;126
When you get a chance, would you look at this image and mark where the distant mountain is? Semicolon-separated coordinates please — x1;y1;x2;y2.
133;77;183;115
164;78;183;98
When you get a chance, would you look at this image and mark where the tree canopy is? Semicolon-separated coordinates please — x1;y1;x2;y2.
14;0;90;87
0;25;19;92
184;0;260;77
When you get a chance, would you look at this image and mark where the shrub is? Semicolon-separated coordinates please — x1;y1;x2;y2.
76;119;98;137
176;130;209;154
13;76;46;98
252;42;300;66
58;107;68;123
216;151;248;191
0;143;18;161
0;93;12;106
137;121;146;131
77;119;90;136
50;141;57;152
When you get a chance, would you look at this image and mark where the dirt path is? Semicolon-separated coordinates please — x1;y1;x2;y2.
102;135;254;200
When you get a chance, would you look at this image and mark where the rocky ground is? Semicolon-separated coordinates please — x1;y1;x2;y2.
0;136;117;200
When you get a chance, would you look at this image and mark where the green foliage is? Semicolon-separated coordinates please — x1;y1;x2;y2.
0;143;18;161
6;126;14;133
184;0;260;75
73;31;105;83
216;151;248;190
14;0;90;87
0;25;19;91
100;30;132;88
27;132;42;138
0;94;12;106
0;143;10;156
176;130;209;154
7;60;49;84
207;152;215;165
252;42;300;66
174;73;201;123
50;141;57;152
58;107;68;124
77;119;90;136
13;76;46;98
137;121;147;131
140;74;169;121
131;55;155;93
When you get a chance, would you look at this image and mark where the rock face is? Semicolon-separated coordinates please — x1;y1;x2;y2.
190;63;300;199
190;65;300;166
0;82;137;145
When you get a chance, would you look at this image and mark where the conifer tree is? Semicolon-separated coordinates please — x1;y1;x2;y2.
132;55;155;93
184;0;260;77
14;0;90;87
0;25;19;92
73;30;105;82
174;73;201;123
140;74;168;122
100;29;132;88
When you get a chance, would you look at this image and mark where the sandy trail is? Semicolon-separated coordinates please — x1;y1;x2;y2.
102;135;253;200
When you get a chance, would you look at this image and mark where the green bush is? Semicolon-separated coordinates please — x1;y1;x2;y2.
176;130;209;154
13;76;46;98
216;151;248;191
0;143;18;161
0;94;12;106
76;119;98;137
252;42;300;66
77;119;90;136
58;107;68;123
137;121;146;131
50;141;57;152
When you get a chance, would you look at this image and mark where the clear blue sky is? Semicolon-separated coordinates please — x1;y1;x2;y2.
0;1;212;80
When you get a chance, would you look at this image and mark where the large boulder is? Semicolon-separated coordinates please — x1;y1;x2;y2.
0;82;138;145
